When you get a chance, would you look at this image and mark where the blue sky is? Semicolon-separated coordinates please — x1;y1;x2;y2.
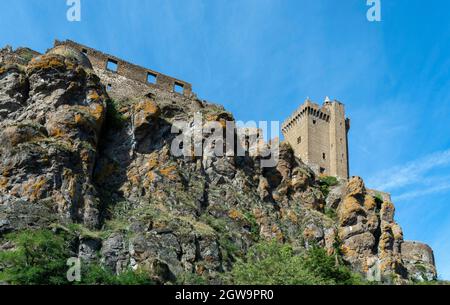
1;0;449;279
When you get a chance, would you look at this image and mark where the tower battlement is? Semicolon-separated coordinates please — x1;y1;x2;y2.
282;98;350;179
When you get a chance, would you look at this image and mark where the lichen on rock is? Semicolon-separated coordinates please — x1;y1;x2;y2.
0;43;438;285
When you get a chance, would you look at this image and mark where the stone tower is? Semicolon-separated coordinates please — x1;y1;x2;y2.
282;97;350;179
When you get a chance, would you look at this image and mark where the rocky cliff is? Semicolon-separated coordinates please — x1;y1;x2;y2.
0;44;437;284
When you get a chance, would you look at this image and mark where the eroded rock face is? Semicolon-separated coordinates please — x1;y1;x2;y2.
0;48;106;228
335;176;435;283
0;45;437;284
401;241;437;281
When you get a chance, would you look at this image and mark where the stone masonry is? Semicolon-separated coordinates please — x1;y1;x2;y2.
53;40;194;102
282;97;350;179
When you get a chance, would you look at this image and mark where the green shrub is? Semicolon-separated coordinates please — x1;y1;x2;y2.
243;212;260;240
0;229;71;285
176;272;208;285
0;229;153;285
226;241;364;285
324;207;337;220
319;176;338;187
80;264;154;285
374;193;384;205
318;176;338;198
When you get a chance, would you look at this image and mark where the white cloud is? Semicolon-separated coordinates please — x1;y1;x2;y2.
368;149;450;191
393;181;450;202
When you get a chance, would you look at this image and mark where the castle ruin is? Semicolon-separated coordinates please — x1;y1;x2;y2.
53;40;195;102
282;97;350;179
56;40;352;180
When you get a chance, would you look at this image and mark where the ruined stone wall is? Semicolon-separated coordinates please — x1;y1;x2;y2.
53;40;194;101
282;99;349;179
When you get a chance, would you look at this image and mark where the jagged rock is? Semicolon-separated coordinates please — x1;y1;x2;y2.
326;183;345;210
0;48;106;228
101;233;130;274
0;65;28;119
0;43;437;285
79;238;102;262
133;97;160;141
346;176;365;198
401;241;437;281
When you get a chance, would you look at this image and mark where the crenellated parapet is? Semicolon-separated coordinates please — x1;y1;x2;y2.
282;97;350;179
282;100;331;133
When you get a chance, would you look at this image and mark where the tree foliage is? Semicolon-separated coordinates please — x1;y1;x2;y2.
0;229;153;285
227;241;364;285
0;230;70;285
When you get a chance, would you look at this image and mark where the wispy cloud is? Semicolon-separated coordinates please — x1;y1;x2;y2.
393;180;450;202
368;149;450;191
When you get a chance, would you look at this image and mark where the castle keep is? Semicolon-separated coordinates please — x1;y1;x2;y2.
282;98;350;179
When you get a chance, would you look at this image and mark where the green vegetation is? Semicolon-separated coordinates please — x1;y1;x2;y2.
199;213;244;260
324;207;338;220
17;49;36;63
78;264;153;285
374;192;384;204
0;230;71;285
176;272;208;285
318;176;338;198
242;212;260;240
0;230;406;286
105;99;127;129
0;229;153;285
413;280;450;285
226;241;364;285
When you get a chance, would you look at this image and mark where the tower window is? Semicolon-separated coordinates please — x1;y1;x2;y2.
313;120;316;125
322;153;326;160
320;167;326;174
297;136;302;144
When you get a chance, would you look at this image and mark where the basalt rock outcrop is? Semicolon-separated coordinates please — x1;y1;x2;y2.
0;44;437;284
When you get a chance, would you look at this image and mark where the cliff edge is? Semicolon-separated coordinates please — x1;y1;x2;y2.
0;44;437;284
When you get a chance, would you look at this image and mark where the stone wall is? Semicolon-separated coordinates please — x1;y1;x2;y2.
53;40;194;101
282;98;350;179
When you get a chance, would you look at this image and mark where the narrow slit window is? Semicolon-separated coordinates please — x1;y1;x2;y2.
323;153;326;160
147;72;157;84
106;59;118;72
174;82;184;94
297;136;302;144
